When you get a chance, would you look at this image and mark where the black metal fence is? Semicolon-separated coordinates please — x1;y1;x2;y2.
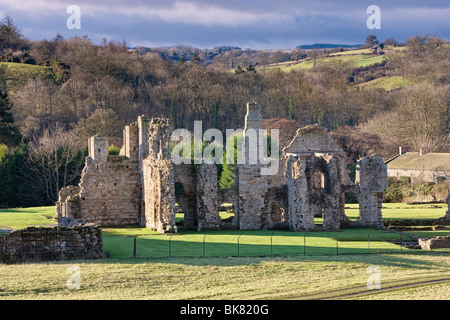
117;230;450;259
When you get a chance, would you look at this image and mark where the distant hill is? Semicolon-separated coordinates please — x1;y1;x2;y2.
297;43;363;49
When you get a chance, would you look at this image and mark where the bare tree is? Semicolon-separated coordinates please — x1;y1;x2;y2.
362;84;450;155
25;124;85;204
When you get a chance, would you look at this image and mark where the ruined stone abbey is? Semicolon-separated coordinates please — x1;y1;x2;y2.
56;103;388;233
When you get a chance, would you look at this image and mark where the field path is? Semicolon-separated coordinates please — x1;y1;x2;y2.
289;276;450;300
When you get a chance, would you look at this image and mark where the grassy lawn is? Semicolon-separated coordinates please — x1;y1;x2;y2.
102;228;408;259
0;253;448;300
1;203;448;260
0;204;449;300
0;206;57;230
343;203;447;221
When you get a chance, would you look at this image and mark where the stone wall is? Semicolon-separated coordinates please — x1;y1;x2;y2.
0;225;108;264
77;154;141;226
142;118;176;233
55;185;81;219
236;103;269;230
264;185;289;229
286;153;343;231
56;135;142;227
196;164;221;230
174;164;198;230
354;156;387;229
419;236;450;250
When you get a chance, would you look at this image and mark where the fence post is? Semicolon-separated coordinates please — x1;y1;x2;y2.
304;231;307;256
400;233;403;254
203;233;207;257
368;230;373;254
237;232;242;257
127;235;138;258
270;231;274;256
169;234;173;257
336;231;341;255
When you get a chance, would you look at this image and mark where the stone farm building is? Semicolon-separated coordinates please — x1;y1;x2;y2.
56;103;387;233
386;149;450;183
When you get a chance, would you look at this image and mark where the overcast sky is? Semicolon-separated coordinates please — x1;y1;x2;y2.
1;0;449;49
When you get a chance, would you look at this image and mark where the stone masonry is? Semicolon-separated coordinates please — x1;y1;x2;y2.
0;225;108;264
57;103;389;233
419;236;450;250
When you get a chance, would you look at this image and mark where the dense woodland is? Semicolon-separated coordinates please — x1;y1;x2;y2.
0;17;449;207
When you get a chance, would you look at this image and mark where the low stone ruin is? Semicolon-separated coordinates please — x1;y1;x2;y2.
419;235;450;250
56;103;388;233
0;224;109;264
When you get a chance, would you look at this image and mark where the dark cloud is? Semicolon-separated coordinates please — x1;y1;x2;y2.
1;0;448;48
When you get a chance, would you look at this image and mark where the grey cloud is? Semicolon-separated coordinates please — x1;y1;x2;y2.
1;0;448;48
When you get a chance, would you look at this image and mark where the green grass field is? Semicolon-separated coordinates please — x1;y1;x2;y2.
1;204;448;300
344;203;447;221
357;75;410;91
0;206;57;230
1;204;448;259
264;54;386;73
0;253;448;300
0;62;55;94
102;228;409;259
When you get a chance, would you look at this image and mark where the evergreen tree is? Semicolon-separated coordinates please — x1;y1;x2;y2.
0;90;22;147
0;143;15;207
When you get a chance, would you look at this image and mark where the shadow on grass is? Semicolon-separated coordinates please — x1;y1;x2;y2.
99;227;450;269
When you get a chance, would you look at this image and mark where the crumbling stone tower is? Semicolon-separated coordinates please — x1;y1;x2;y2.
354;156;387;229
236;103;269;229
141;118;176;233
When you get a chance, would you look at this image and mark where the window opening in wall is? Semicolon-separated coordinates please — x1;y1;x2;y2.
270;202;284;223
344;191;359;221
174;182;185;230
219;202;234;220
314;207;324;226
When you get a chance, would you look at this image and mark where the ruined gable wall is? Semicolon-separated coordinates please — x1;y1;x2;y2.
284;124;341;153
283;124;352;186
57;132;142;227
76;155;142;226
286;154;343;231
